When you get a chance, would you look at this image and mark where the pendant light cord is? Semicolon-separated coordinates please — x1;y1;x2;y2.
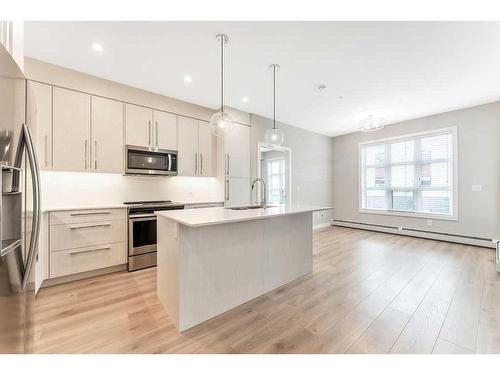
220;36;224;112
273;65;276;130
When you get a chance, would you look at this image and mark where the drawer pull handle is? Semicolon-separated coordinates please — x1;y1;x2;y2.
70;211;111;216
69;223;111;230
70;246;111;255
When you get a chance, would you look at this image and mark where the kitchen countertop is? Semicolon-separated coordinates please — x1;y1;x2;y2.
42;201;224;212
156;204;332;227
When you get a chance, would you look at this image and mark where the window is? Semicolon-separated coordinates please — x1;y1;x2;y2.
266;158;286;204
360;127;457;219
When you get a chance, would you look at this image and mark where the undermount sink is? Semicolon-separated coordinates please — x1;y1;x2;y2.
227;204;276;210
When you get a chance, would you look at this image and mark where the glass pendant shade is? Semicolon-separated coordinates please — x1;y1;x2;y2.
264;127;285;147
210;110;234;137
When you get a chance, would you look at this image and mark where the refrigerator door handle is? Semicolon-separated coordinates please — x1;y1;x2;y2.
13;123;41;290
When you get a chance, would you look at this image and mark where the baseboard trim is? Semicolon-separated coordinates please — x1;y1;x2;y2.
41;264;128;288
333;220;495;249
313;222;332;231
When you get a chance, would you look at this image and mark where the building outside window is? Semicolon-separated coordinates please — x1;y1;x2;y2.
359;127;457;219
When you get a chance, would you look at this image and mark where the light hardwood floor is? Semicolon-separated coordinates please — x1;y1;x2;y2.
33;226;500;354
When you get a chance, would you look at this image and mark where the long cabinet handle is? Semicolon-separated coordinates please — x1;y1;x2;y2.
44;135;48;167
84;139;88;169
155;121;158;147
226;154;230;175
70;245;111;255
226;179;230;201
69;223;111;230
200;154;203;175
70;211;111;216
194;152;198;175
148;120;152;146
94;140;98;169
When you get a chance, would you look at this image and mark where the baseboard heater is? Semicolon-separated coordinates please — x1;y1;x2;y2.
333;219;496;249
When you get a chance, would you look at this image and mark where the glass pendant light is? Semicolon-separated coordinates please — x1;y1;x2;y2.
265;64;285;147
210;34;234;137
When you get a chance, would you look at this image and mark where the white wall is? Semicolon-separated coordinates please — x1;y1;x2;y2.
41;171;223;208
332;101;500;240
250;114;334;226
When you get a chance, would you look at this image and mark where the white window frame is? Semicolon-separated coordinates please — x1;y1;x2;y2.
358;126;458;221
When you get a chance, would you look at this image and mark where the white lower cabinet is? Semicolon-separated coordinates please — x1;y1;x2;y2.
50;242;127;279
48;208;127;280
225;177;251;207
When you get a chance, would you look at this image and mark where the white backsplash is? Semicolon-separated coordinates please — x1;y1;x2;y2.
40;171;224;208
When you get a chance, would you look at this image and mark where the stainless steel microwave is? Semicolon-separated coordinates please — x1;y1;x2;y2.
125;145;178;176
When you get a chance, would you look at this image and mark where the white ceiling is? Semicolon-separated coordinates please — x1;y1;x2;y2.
24;21;500;137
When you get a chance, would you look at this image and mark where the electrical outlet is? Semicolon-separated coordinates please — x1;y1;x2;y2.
472;184;482;192
427;219;433;226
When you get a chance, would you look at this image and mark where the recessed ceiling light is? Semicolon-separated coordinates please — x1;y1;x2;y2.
242;97;249;103
91;43;103;52
184;76;192;83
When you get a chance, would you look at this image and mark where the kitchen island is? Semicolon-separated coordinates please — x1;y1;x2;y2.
156;204;331;331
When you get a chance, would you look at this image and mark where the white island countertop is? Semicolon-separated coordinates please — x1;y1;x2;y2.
156;204;332;227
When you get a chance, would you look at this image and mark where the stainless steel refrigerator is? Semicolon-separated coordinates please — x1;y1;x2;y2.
0;44;41;353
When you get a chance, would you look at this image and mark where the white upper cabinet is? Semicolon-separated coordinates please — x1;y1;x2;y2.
52;87;91;172
125;104;153;147
198;120;217;177
224;123;250;178
27;81;53;170
91;96;124;173
177;116;199;176
0;21;24;71
153;110;177;150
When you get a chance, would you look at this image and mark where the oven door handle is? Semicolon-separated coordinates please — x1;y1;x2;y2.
129;215;157;221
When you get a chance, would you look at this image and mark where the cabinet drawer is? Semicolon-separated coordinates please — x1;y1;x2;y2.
50;208;125;225
50;242;127;278
49;219;126;252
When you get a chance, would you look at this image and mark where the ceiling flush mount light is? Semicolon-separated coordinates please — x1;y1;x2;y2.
210;34;234;137
360;115;384;132
264;64;285;147
91;42;103;52
184;76;192;83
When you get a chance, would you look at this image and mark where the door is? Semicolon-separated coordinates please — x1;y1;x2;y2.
177;116;198;176
198;120;216;177
225;177;251;207
52;87;91;172
125;104;152;147
224;122;250;178
153;110;177;150
27;81;52;170
91;96;124;173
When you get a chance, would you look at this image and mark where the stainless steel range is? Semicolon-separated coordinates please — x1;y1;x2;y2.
125;200;184;271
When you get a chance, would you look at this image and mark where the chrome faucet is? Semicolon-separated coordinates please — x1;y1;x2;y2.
251;177;267;208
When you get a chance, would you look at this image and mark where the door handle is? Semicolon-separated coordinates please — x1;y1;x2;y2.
200;154;203;175
148;120;152;146
69;223;111;230
194;153;198;175
70;211;111;216
84;139;88;169
44;134;48;167
13;124;41;291
70;245;111;255
94;140;98;169
226;179;230;201
226;154;230;175
155;121;158;147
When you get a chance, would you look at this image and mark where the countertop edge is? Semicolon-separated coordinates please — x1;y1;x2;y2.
157;206;333;227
